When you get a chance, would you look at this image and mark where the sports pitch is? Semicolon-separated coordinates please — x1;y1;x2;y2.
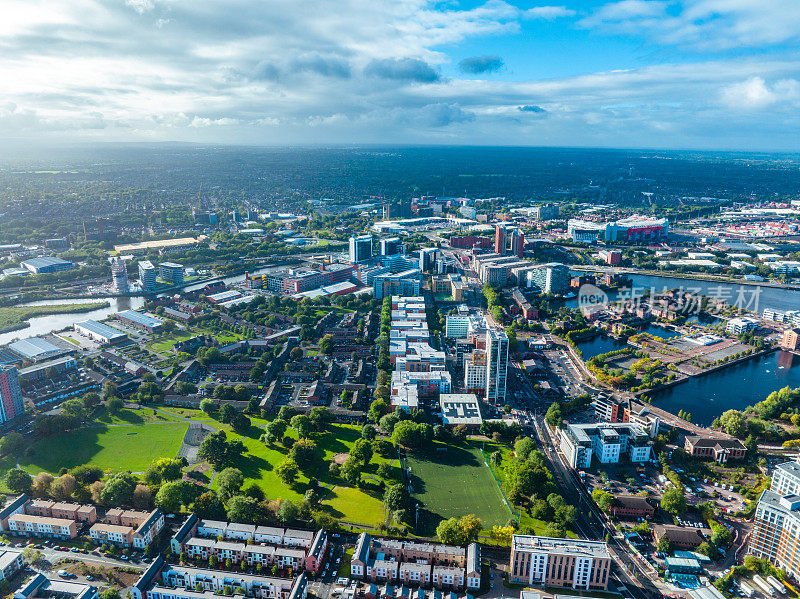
405;443;512;532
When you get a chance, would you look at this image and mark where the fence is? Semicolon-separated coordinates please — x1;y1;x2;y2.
480;447;520;524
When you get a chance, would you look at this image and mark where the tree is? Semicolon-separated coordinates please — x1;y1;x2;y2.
290;414;313;438
391;421;423;448
102;381;118;400
719;409;748;438
200;399;216;416
340;458;361;485
197;431;244;470
0;432;24;456
100;589;121;599
277;500;300;523
545;403;562;428
194;491;226;520
133;484;152;510
70;465;103;485
146;457;184;484
350;439;373;465
319;334;334;356
219;403;237;424
745;434;758;456
263;418;288;444
379;411;400;434
488;525;515;546
61;398;87;420
106;396;124;415
309;407;333;430
31;472;54;497
657;536;672;554
217;468;245;500
591;489;615;513
514;437;536;461
384;484;411;512
100;472;137;506
290;347;304;360
660;486;687;515
231;412;251;434
436;514;483;546
369;400;388;423
6;469;32;494
289;439;318;470
155;480;191;513
276;458;300;485
361;424;377;440
278;405;294;421
51;474;77;500
227;495;259;523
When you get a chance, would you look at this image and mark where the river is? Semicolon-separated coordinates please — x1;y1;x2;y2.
566;273;800;313
649;350;800;425
0;296;145;346
0;265;287;345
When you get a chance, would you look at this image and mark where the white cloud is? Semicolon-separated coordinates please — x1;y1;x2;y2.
581;0;800;50
125;0;156;15
720;76;800;110
0;0;799;148
524;6;576;19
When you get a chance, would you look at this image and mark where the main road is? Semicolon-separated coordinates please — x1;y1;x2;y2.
506;361;668;599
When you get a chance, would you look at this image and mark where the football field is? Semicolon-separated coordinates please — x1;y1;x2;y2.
404;443;512;533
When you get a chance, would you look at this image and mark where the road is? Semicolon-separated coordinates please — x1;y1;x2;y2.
505;359;666;599
532;413;666;599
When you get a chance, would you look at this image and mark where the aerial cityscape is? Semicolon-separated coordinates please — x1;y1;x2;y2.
2;4;800;599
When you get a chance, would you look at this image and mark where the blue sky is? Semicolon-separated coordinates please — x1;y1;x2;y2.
1;0;799;150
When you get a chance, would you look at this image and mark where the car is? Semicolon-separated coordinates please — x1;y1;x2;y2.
86;576;94;581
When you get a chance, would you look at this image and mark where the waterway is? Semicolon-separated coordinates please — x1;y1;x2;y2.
576;325;680;360
649;350;800;425
0;265;286;345
0;296;145;346
565;273;800;313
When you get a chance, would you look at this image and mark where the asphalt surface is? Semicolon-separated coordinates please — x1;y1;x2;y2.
505;358;665;599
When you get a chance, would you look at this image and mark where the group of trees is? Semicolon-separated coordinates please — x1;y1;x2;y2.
436;514;483;546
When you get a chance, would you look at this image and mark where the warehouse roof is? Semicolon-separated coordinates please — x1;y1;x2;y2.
8;337;64;360
74;320;127;341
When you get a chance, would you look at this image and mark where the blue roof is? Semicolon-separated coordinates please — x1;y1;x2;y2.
8;338;62;359
75;320;127;340
21;257;73;269
117;310;163;328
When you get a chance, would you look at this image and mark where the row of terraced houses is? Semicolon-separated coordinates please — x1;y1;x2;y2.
0;495;164;549
350;533;481;590
170;515;327;574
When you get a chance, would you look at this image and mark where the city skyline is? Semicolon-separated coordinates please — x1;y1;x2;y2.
1;0;799;150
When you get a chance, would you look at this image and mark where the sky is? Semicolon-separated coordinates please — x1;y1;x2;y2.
2;0;800;150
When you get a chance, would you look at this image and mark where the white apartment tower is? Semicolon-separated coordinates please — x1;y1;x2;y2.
486;327;508;403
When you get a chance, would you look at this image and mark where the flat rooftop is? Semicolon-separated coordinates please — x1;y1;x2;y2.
512;535;611;559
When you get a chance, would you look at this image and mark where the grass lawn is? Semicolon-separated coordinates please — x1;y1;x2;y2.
211;422;395;526
338;547;354;577
18;422;189;473
94;406;184;425
406;442;513;535
147;327;242;354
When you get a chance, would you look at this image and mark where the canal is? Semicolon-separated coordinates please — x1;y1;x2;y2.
566;273;800;313
649;350;800;425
